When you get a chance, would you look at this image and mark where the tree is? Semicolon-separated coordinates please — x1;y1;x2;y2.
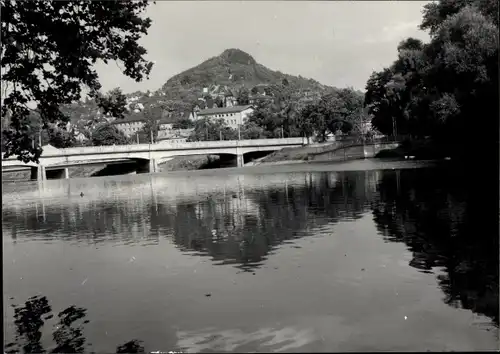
297;103;324;143
91;124;130;146
1;0;154;162
136;106;159;143
419;0;498;35
99;88;128;120
236;87;250;105
240;121;266;139
246;101;282;138
365;69;397;136
214;96;224;108
424;5;498;156
187;118;236;141
276;99;302;138
172;118;194;129
365;0;498;160
204;96;214;109
46;126;77;148
317;88;364;137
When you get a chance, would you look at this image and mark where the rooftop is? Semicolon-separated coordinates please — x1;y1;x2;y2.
197;105;253;116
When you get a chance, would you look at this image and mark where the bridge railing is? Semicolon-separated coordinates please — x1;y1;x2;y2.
2;138;306;160
55;138;305;156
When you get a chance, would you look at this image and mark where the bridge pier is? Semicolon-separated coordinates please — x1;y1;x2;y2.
236;154;244;168
30;165;46;181
137;159;158;174
149;158;158;173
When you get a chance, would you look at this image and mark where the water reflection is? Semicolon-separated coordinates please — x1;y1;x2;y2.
2;164;498;352
5;295;144;354
372;168;499;326
3;172;376;272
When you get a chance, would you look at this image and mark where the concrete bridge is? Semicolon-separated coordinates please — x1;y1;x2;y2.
2;138;306;181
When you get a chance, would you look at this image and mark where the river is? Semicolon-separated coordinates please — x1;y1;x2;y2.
2;159;498;353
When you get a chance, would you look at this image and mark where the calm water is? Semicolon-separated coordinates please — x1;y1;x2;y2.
3;160;499;353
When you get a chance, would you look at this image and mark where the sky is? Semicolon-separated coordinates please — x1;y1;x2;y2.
95;1;431;94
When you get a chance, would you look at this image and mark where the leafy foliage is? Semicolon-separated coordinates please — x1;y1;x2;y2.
364;0;499;159
136;107;159;144
47;126;77;149
240;121;267;139
98;88;128;120
245;86;366;142
298;103;326;142
172;118;195;130
214;96;224;108
91;124;130;146
1;0;154;162
187;118;238;142
236;87;250;105
297;88;367;142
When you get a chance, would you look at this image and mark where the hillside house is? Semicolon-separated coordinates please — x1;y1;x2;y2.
224;93;238;107
157;118;174;131
112;117;146;137
72;131;88;142
181;109;197;121
196;105;254;129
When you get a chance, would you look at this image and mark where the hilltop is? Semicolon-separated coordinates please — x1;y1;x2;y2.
159;48;330;100
65;48;335;124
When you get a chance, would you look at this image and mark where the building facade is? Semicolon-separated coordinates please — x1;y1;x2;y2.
112;118;146;137
196;105;254;129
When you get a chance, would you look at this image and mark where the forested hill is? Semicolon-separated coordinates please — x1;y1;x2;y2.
64;48;334;123
160;48;331;101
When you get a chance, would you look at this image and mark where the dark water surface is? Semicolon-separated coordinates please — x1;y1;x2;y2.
3;160;499;352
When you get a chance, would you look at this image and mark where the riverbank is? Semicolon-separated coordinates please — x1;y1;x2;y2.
253;138;448;166
253;142;343;165
373;139;447;160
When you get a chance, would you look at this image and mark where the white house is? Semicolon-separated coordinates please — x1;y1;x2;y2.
112;118;146;137
196;105;254;130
